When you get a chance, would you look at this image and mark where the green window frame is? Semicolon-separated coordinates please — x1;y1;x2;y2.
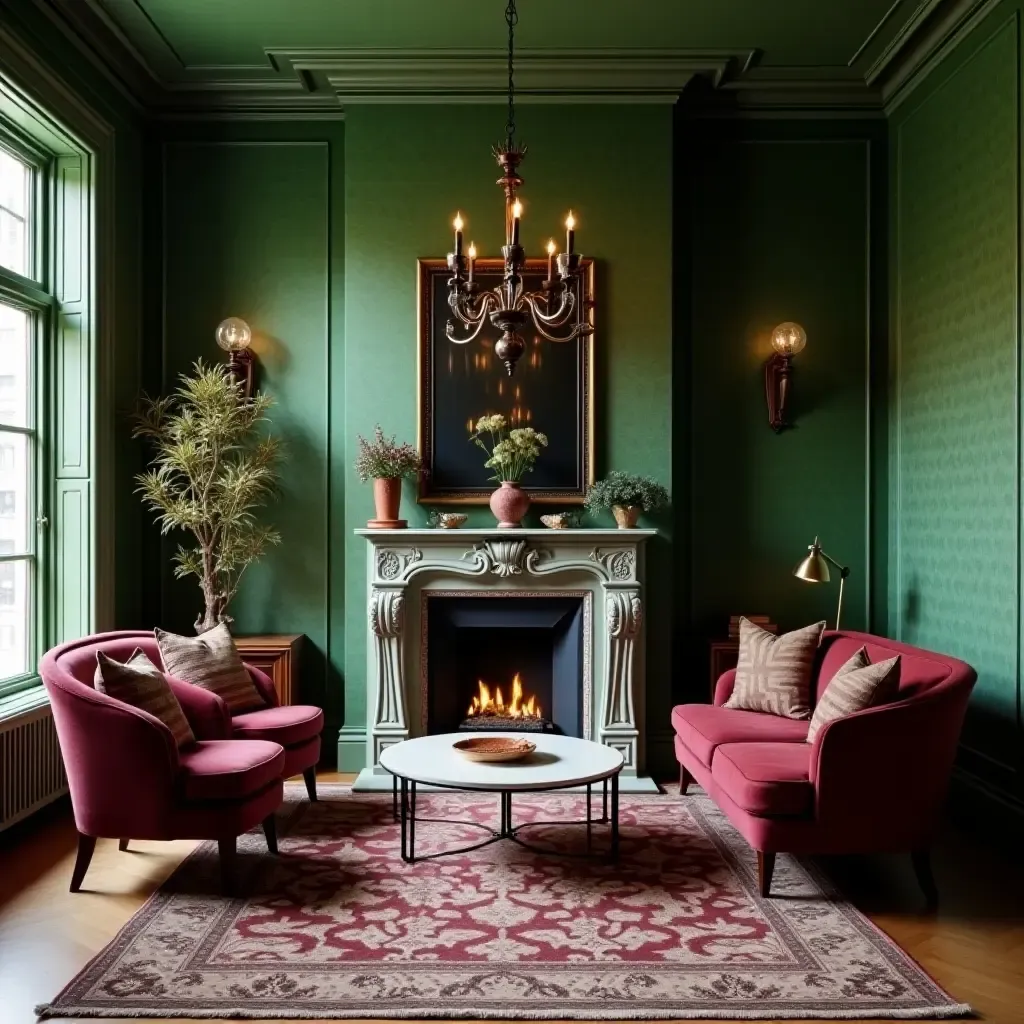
0;129;51;699
0;92;90;700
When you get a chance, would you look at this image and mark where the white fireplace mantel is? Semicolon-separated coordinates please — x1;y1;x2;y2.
354;528;657;792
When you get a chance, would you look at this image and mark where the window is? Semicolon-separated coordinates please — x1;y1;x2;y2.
0;141;45;692
0;148;30;278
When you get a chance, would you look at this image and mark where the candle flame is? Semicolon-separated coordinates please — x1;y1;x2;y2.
468;242;477;259
513;199;523;219
566;210;575;230
546;239;556;255
454;212;464;231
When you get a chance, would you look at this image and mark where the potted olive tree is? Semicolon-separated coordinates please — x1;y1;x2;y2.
133;361;282;632
355;425;422;528
585;471;669;528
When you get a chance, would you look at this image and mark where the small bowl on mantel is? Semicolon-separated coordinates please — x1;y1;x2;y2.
436;513;468;529
540;513;574;530
453;736;536;763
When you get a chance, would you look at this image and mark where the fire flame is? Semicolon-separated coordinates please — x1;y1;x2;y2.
467;673;542;720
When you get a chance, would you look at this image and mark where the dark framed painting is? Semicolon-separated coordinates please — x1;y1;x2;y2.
417;257;595;505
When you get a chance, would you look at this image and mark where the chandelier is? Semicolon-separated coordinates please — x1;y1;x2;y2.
445;0;592;376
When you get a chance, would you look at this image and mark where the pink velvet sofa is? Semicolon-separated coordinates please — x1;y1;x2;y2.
672;630;976;902
41;631;321;894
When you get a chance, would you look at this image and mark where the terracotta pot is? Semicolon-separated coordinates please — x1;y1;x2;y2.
612;504;641;529
489;481;530;528
369;477;405;528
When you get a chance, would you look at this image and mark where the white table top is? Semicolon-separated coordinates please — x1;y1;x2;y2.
379;732;624;791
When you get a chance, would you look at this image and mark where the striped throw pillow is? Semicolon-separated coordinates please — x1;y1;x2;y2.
94;648;195;749
724;617;825;720
155;623;265;713
807;647;901;743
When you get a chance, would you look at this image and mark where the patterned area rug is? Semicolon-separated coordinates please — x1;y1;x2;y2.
39;784;969;1020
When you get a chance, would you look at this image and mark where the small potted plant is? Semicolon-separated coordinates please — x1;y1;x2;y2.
469;414;548;528
355;425;422;528
586;471;669;529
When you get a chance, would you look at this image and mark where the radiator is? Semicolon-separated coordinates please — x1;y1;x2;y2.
0;703;68;831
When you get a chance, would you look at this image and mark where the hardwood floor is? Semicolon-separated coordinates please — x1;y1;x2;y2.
1;774;1022;1023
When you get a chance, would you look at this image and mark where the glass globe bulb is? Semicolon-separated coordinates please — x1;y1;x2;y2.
771;321;807;357
216;317;252;353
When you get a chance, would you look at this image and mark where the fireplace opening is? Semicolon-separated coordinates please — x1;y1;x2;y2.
426;596;585;737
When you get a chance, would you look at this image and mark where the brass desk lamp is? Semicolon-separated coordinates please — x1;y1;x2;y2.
793;537;850;630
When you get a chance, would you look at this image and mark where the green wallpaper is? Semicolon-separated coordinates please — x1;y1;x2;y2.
158;125;345;735
343;105;674;768
684;122;886;688
154;106;672;771
890;9;1023;799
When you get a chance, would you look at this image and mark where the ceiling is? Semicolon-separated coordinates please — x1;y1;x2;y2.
39;0;972;114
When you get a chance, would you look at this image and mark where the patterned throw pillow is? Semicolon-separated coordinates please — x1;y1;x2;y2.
807;647;901;743
94;648;195;749
724;617;825;720
155;623;265;713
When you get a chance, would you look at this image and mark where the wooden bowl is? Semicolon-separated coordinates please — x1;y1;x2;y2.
452;736;536;763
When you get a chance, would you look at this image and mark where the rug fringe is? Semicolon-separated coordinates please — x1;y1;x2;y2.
34;1001;975;1020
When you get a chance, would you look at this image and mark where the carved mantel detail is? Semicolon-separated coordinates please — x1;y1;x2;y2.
357;529;656;785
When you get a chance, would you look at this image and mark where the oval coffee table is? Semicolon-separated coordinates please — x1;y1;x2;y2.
379;732;624;863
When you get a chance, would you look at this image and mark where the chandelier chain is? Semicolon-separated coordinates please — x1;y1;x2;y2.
505;0;517;149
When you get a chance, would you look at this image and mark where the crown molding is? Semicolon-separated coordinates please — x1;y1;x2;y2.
695;66;884;116
35;2;762;112
29;0;986;119
866;0;1001;110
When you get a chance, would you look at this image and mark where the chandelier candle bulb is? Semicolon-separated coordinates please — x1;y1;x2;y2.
468;242;476;283
546;239;555;281
511;200;522;245
453;212;464;257
566;211;575;254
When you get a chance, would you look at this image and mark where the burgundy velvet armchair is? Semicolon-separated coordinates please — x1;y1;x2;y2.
41;631;287;894
672;630;976;902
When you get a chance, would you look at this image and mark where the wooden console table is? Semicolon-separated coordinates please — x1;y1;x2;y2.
708;640;740;700
235;634;304;706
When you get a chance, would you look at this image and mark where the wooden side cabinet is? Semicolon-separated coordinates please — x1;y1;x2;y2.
709;640;740;701
235;634;305;706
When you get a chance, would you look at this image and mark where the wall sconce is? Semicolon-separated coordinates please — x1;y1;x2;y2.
216;317;255;399
764;321;806;432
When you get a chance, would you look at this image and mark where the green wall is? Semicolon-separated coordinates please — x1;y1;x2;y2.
342;105;674;768
155;105;673;771
889;4;1024;817
156;122;345;739
679;118;888;692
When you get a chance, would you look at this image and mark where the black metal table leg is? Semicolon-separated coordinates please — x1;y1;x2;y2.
399;777;409;862
586;783;593;852
409;780;417;862
610;773;620;861
393;770;623;863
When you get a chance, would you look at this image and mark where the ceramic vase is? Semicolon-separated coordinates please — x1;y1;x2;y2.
612;504;641;529
490;481;530;528
369;477;406;529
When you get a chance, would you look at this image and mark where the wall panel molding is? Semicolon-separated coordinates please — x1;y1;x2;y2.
891;8;1022;792
685;127;882;655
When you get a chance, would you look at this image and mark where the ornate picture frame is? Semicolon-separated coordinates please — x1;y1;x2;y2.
417;257;595;505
